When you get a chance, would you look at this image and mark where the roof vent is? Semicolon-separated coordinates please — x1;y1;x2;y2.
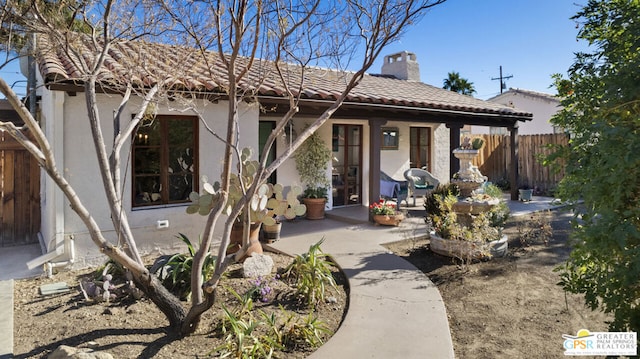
381;51;420;81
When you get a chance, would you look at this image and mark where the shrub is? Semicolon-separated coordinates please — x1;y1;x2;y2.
483;183;510;227
283;238;336;307
150;233;217;300
424;183;460;218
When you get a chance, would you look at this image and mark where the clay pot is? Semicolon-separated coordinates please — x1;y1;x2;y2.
372;213;404;226
303;198;326;220
228;222;263;261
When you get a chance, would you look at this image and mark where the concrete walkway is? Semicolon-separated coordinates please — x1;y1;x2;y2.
270;215;455;358
0;195;563;358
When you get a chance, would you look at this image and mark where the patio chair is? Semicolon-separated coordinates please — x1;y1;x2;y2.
403;168;439;206
380;171;408;207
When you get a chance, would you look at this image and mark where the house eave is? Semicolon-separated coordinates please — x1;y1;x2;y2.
258;96;533;127
44;81;532;127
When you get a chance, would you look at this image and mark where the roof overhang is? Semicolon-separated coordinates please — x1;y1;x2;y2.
259;97;532;128
44;81;532;128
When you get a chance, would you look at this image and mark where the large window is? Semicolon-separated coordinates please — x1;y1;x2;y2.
132;115;198;207
410;127;431;171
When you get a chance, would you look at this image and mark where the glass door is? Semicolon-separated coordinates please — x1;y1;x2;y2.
332;124;362;206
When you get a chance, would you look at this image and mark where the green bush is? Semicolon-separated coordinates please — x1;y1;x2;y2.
423;183;460;218
483;183;510;228
283;238;336;308
151;233;217;301
549;0;640;332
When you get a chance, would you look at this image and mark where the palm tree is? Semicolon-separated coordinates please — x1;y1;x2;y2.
443;71;476;96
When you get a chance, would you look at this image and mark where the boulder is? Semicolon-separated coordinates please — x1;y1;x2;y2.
48;345;113;359
242;253;274;278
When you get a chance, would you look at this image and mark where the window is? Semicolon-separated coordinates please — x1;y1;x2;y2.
381;127;399;150
132;115;198;207
410;127;431;170
258;121;277;184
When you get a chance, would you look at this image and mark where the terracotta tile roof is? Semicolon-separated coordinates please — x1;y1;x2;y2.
35;36;532;120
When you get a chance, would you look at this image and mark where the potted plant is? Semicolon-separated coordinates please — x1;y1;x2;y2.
295;130;332;219
518;183;533;202
262;184;307;242
369;199;404;226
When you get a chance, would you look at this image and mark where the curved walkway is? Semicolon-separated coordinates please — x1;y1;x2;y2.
268;216;455;358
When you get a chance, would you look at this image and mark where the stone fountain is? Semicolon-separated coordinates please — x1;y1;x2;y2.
428;138;508;259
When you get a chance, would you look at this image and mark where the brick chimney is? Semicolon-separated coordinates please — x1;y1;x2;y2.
381;51;420;81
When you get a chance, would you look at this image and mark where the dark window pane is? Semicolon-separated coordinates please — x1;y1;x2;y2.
134;175;162;205
168;174;193;201
168;147;194;174
135;148;161;174
133;116;197;207
168;119;194;145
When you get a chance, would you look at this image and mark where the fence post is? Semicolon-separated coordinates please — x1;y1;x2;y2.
509;125;519;200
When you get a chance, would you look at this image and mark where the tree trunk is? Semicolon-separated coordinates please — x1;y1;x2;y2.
132;273;187;331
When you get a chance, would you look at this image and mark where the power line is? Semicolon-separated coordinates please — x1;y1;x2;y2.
491;66;513;94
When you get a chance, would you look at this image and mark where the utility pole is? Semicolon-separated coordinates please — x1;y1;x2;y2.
491;66;513;94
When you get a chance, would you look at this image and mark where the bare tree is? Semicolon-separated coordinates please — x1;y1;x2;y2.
0;0;446;336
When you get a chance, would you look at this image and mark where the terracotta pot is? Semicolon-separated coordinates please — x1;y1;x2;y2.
303;198;326;220
372;213;404;226
228;222;263;261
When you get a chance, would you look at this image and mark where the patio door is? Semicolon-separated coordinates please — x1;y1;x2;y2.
331;124;362;206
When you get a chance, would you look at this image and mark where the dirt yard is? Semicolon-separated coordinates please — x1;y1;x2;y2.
385;209;612;358
12;251;347;358
12;209;614;358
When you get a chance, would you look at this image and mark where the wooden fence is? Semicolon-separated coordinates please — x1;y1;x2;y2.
470;134;569;193
0;131;40;246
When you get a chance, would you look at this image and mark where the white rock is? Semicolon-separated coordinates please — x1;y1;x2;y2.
242;253;274;278
48;345;114;359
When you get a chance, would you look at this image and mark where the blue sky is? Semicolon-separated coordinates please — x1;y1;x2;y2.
368;0;591;99
1;0;590;100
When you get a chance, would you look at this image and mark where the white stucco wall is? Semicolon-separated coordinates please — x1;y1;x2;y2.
473;90;561;135
40;90;260;265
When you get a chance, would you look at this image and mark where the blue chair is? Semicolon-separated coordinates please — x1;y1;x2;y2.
380;172;408;207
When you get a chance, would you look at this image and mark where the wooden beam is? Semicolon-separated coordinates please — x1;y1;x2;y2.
369;118;385;221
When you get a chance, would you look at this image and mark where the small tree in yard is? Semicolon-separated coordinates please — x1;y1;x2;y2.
0;0;446;336
550;0;640;332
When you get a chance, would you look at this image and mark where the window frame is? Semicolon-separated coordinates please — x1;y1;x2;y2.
381;127;399;150
131;115;199;208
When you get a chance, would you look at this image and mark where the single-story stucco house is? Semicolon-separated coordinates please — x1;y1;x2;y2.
18;38;531;266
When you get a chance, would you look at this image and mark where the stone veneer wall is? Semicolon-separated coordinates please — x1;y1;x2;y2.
432;124;451;184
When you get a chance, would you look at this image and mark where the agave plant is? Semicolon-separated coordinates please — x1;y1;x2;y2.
152;233;217;300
